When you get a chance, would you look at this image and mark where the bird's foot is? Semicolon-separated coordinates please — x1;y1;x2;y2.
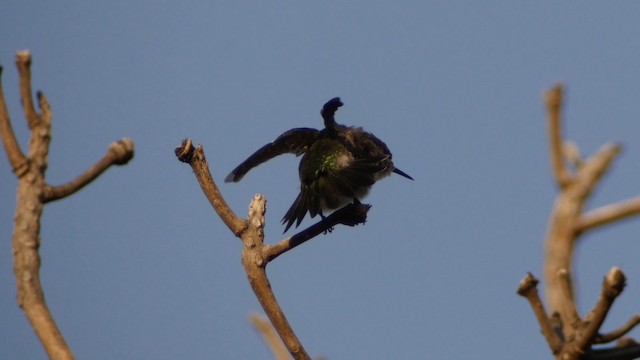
319;213;334;233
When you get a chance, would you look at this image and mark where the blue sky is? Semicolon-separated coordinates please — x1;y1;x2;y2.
1;2;640;359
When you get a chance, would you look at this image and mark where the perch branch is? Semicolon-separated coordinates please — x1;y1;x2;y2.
589;343;640;360
517;273;563;354
176;139;313;360
44;138;134;202
264;202;370;262
249;312;292;360
577;197;640;234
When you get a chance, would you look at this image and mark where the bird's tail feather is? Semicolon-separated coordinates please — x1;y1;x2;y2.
282;192;308;232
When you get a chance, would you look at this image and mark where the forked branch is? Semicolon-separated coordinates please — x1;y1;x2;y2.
518;84;640;360
1;50;134;359
175;138;370;360
517;273;563;354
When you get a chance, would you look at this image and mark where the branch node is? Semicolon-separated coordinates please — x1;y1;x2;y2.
109;137;135;165
517;272;539;296
16;49;32;65
545;84;563;111
13;159;30;177
603;266;626;300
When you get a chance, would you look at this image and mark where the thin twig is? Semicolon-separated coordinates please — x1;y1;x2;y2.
0;65;28;174
594;314;640;344
44;138;134;202
577;197;640;234
545;84;572;188
557;268;581;330
575;268;627;352
517;273;563;354
15;50;40;129
249;312;292;360
574;143;622;199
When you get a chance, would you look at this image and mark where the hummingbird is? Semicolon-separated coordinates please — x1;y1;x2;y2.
225;97;413;232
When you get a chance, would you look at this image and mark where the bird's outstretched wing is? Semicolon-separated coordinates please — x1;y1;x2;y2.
224;128;320;183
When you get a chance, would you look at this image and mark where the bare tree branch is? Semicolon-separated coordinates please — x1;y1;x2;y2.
264;202;370;263
517;273;563;354
545;84;572;188
15;50;40;129
577;197;640;234
249;312;292;360
2;50;135;359
176;139;312;360
0;65;28;175
544;107;621;326
43;138;134;202
175;139;246;235
557;268;580;329
175;136;374;359
594;315;640;344
575;267;627;353
520;83;639;360
10;51;74;360
242;195;309;359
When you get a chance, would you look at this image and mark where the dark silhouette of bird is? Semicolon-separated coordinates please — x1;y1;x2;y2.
225;97;413;232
